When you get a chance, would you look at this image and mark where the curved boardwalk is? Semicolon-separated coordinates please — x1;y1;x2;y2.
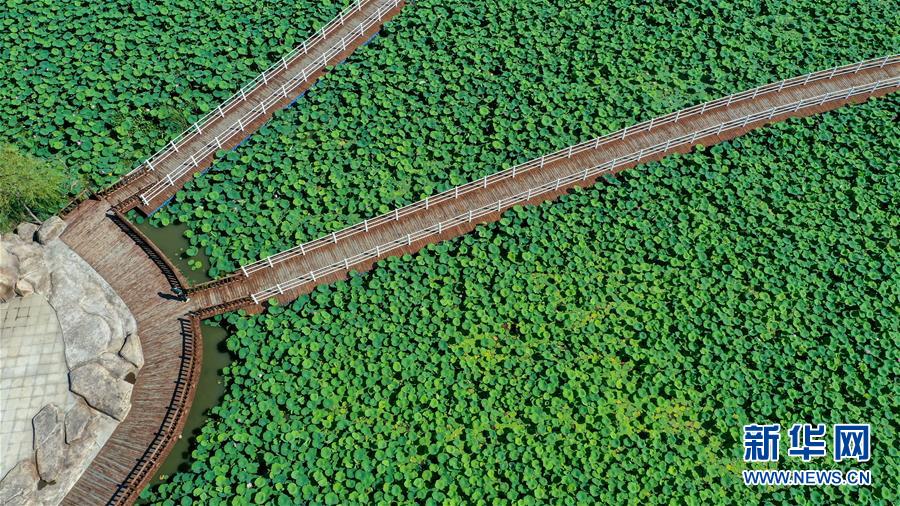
60;200;201;505
103;0;405;215
190;58;899;316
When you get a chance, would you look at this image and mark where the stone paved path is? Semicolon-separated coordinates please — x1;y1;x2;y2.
0;295;71;479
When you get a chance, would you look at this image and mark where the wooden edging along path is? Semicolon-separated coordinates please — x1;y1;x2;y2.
57;53;895;505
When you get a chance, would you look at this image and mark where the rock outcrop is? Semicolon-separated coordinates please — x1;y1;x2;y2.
36;217;67;245
0;217;142;505
70;362;134;421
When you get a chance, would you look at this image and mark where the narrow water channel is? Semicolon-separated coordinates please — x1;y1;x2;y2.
152;321;231;481
129;217;236;485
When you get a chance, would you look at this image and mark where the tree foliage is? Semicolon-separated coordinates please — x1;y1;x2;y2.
142;98;899;505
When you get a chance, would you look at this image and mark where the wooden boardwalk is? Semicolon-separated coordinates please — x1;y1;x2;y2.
56;56;896;505
101;0;405;215
189;61;899;316
60;200;203;505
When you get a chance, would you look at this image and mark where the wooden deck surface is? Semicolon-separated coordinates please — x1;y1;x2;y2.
60;200;201;505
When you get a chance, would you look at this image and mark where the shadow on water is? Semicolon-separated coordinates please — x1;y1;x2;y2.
131;217;212;285
125;217;236;494
151;321;233;483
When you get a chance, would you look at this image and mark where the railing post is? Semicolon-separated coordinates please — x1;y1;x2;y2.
282;57;288;70
395;209;399;221
218;105;225;118
170;140;179;153
299;243;305;255
881;56;889;68
567;146;573;158
238;118;245;131
778;80;786;92
332;232;338;243
407;234;412;245
467;210;472;222
241;265;249;277
194;123;202;135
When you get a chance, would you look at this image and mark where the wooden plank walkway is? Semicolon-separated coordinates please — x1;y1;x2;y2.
101;0;405;215
60;200;202;505
189;61;899;316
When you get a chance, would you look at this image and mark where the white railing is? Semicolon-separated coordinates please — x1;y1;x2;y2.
130;0;402;206
249;75;899;302
241;54;898;285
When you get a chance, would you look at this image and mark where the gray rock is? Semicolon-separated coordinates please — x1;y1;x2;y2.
14;222;39;242
70;362;133;421
65;399;95;444
119;333;144;369
36;217;67;244
32;404;61;450
0;460;38;505
58;311;112;369
35;430;65;483
97;352;136;380
32;404;65;483
0;242;19;302
19;269;50;296
14;278;34;297
8;242;42;264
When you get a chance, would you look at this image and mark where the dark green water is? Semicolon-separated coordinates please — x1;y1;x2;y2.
129;218;235;485
152;322;232;482
133;218;212;285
